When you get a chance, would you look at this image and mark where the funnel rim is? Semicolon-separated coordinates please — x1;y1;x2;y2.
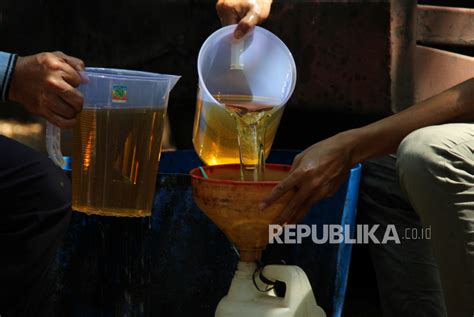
189;164;291;185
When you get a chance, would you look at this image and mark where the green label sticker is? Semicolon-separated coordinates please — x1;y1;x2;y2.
112;85;128;103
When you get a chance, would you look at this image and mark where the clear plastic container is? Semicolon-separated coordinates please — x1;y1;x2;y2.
193;25;297;168
46;68;180;217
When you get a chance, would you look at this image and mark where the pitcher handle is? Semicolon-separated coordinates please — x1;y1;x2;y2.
46;121;66;169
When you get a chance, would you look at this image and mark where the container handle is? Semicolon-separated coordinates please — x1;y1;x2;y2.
262;265;325;316
46;121;66;169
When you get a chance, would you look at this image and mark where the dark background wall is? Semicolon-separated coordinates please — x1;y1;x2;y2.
0;0;394;151
0;0;221;149
0;0;472;151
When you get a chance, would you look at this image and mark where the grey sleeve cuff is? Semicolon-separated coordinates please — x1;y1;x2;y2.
0;51;18;102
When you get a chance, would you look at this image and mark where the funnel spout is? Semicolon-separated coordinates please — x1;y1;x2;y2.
239;250;263;263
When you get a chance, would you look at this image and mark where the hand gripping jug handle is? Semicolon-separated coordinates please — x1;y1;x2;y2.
46;121;66;169
45;69;90;169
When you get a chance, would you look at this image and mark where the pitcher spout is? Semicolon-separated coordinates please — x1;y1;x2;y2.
165;75;181;92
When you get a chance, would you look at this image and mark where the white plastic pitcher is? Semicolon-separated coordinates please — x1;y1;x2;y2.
46;68;180;217
198;25;296;107
193;25;297;166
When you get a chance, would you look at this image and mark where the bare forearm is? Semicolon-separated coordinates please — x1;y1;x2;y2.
347;77;474;164
263;78;474;212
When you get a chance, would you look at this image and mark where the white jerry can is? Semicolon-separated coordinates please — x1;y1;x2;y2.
216;262;326;317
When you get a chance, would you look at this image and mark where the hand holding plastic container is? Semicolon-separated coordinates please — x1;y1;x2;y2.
193;25;296;174
46;68;179;217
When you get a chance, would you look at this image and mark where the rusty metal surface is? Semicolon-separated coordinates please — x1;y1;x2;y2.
414;45;474;102
417;4;474;47
267;0;415;114
390;0;416;112
269;1;391;114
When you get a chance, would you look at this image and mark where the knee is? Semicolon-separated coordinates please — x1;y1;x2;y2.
396;126;447;188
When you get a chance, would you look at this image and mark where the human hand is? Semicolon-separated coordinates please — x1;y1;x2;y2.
260;132;357;225
8;51;85;128
216;0;272;39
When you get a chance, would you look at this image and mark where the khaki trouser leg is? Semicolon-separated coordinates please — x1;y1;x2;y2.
359;155;447;317
397;123;474;317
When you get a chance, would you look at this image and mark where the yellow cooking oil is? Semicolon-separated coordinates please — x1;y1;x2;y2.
72;107;166;217
193;94;283;180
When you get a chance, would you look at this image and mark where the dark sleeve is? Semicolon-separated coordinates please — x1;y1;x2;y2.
0;51;18;101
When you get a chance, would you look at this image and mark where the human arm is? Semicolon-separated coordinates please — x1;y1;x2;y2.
260;77;474;224
216;0;272;39
6;51;85;128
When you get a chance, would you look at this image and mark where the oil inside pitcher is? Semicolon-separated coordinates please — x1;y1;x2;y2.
193;93;284;180
70;68;179;217
193;26;296;180
72;107;166;217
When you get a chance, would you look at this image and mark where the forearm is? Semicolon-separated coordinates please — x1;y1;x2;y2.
348;77;474;164
0;51;18;101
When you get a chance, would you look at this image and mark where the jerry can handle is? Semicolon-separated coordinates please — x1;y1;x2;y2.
262;265;324;316
261;265;298;308
46;121;66;169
